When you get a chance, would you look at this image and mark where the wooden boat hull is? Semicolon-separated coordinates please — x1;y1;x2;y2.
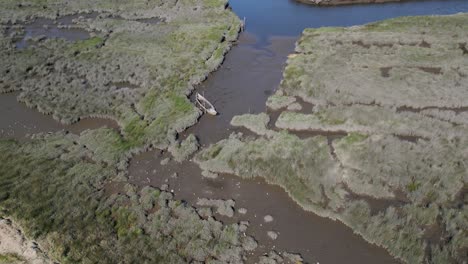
196;93;217;115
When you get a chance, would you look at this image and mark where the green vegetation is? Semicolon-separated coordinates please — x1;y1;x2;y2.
0;0;246;262
0;253;24;264
1;0;241;156
258;250;303;264
196;14;468;264
168;134;199;162
341;132;367;144
265;93;297;111
0;134;257;263
230;113;276;137
196;132;341;216
286;13;468;109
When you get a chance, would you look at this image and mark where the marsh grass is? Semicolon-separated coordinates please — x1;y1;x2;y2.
286;13;468;109
230;113;276;137
0;253;24;264
0;0;241;162
0;135;256;263
0;0;244;262
168;134;199;162
196;14;468;264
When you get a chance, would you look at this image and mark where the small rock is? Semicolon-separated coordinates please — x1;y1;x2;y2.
201;170;218;179
283;252;304;263
267;231;278;240
161;184;169;191
241;236;258;251
287;102;302;111
264;215;274;223
197;198;235;217
238;208;248;214
197;207;212;218
239;221;250;232
160;158;170;165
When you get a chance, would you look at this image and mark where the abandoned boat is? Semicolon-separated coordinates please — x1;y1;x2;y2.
196;93;217;115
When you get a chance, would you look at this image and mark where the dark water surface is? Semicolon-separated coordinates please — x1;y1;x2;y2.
230;0;468;46
15;13;96;49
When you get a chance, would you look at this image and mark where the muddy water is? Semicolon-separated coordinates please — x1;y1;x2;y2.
185;33;295;146
13;13;96;49
9;12;163;49
135;17;163;24
0;92;65;139
128;150;400;263
0;92;119;139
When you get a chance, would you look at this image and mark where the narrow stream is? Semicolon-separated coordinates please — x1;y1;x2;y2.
0;92;119;139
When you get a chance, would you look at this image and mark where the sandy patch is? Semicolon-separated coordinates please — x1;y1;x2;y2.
0;218;52;264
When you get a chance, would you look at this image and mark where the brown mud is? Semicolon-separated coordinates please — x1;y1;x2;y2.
0;92;119;140
128;149;400;264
